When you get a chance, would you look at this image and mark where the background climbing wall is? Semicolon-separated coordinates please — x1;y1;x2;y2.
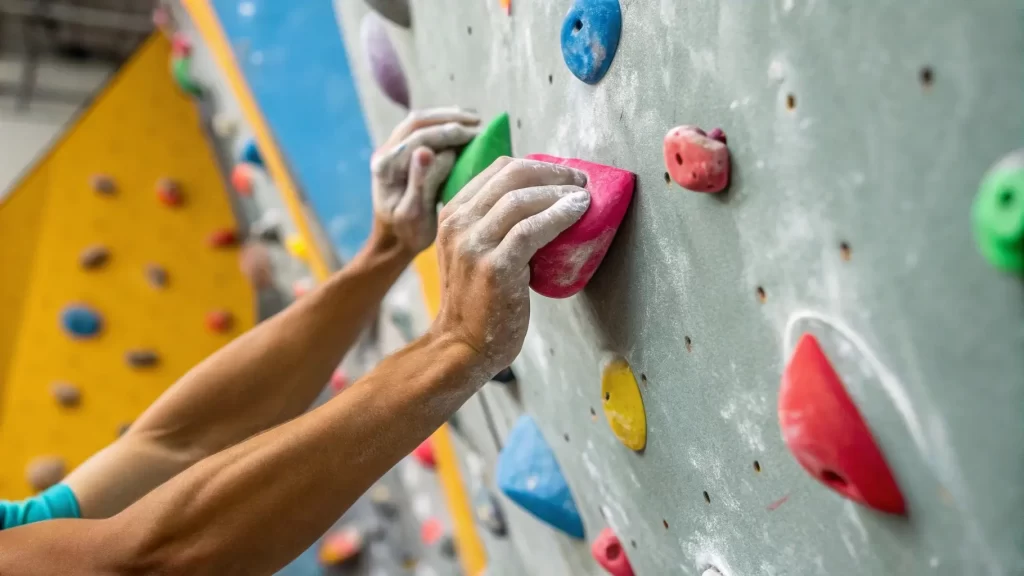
333;1;1024;575
0;34;256;499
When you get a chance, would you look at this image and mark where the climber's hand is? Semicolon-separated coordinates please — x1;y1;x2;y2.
371;107;480;254
431;157;590;377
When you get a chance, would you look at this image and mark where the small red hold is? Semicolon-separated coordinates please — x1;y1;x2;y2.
156;178;184;207
205;309;234;333
663;125;730;193
171;32;192;57
208;228;239;248
411;438;436;469
591;527;635;576
779;333;906;515
231;164;256;196
329;368;349;394
420;517;444;546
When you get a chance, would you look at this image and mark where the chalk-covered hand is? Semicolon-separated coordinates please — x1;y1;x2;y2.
371;107;480;254
431;158;590;378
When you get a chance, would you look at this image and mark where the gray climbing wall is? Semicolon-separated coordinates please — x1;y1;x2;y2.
338;1;1024;575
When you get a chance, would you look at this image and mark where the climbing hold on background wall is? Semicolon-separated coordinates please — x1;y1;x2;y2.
79;245;110;270
779;333;906;515
170;56;202;97
26;456;66;492
412;438;437;469
239;137;264;168
390;309;417;342
293;277;315;299
438;534;457;558
600;356;646;451
420;517;445;546
50;382;82;408
205;309;234;333
156;178;184;207
212;113;237;138
125;349;160;369
239;242;274;289
492;367;516;383
145;263;169;288
90;174;116;195
365;0;411;28
473;486;507;536
330;368;349;394
591;527;635;576
152;5;171;31
370;485;399;519
61;305;102;338
663;126;731;193
361;12;410;109
319;526;365;566
285;233;310;261
525;154;635;298
496;414;585;539
231;163;256;197
973;149;1024;273
207;228;239;248
170;33;192;57
560;0;622;84
441;113;513;204
499;0;511;15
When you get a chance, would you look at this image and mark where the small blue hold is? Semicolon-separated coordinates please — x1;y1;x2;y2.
496;415;584;539
239;138;264;168
61;305;102;338
560;0;622;85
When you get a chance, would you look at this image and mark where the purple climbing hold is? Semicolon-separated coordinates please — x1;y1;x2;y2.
361;12;410;109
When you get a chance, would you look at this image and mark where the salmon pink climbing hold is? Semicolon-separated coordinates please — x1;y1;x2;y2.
170;33;192;57
561;0;622;84
231;164;256;196
591;528;635;576
205;310;233;333
496;414;584;539
412;438;436;469
156;178;184;207
79;245;110;270
664;126;730;193
26;456;66;492
208;228;239;248
319;526;364;566
525;154;635;299
61;305;102;338
420;517;444;546
779;333;906;515
329;368;349;394
361;12;410;109
365;0;411;28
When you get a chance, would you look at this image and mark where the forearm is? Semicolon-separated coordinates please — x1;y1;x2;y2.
114;333;484;576
67;226;414;518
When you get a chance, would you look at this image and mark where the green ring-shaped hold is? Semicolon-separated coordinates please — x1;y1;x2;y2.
972;165;1024;272
171;56;203;97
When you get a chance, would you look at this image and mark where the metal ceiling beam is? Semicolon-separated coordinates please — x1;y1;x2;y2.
0;0;152;33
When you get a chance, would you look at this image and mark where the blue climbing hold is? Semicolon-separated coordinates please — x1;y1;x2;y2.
239;138;264;168
61;305;102;338
560;0;622;84
496;415;584;539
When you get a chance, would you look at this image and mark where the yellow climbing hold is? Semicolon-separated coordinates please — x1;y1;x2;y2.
285;233;309;261
600;356;646;451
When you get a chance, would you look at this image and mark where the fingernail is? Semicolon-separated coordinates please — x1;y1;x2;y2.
416;151;433;167
574;169;589;186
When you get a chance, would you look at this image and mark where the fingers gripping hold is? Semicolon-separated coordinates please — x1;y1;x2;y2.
395;147;435;223
422;150;457;211
498;190;591;269
475;185;586;246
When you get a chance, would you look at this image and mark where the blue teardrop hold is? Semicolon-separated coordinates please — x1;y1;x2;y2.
560;0;622;84
240;138;264;168
496;415;584;539
61;305;102;338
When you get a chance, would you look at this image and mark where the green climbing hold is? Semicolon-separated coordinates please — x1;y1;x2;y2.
973;154;1024;273
440;113;512;204
171;56;202;97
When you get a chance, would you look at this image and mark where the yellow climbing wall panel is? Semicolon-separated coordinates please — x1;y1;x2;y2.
0;34;255;499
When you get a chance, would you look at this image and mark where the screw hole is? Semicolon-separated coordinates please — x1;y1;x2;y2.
821;469;847;488
998;188;1015;208
548;74;554;84
467;26;473;35
630;539;637;549
517;119;522;129
604;392;610;401
753;460;761;473
675;153;683;165
563;433;570;442
549;347;555;356
919;66;934;87
590;407;597;417
703;491;711;504
640;373;647;385
684;336;692;352
839;241;852;261
662;519;669;529
573;19;583;32
663;172;671;184
449;73;455;82
785;93;796;110
756;286;767;303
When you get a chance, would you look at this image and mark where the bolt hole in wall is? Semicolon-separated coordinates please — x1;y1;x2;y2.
684;335;693;352
548;74;554;84
663;172;671;184
840;241;852;261
753;460;762;473
662;519;669;529
517;119;522;129
564;433;571;442
703;491;711;504
630;539;637;549
467;26;472;35
640;373;648;385
919;66;934;87
756;286;767;303
785;93;797;110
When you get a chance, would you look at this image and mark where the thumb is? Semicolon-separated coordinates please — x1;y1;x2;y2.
396;146;435;219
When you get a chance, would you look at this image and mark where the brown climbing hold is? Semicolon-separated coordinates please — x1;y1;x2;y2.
145;264;169;288
50;382;81;408
26;456;66;492
91;174;116;195
207;228;239;248
205;309;234;333
79;245;110;270
156;178;184;207
117;422;132;437
125;349;159;369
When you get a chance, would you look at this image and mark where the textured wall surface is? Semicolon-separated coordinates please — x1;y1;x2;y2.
338;0;1024;575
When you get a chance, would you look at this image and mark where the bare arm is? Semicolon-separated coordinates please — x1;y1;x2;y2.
62;108;480;519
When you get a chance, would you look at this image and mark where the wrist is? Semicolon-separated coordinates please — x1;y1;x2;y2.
417;329;490;389
366;219;417;264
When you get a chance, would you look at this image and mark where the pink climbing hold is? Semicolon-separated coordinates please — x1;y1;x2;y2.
525;154;636;299
231;164;256;196
329;368;349;394
208;228;239;248
411;438;437;469
663;125;730;193
205;309;234;333
779;333;907;515
171;33;192;57
420;517;444;546
156;178;184;207
591;528;635;576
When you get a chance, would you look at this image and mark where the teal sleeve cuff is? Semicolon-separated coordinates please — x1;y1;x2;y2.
0;483;82;530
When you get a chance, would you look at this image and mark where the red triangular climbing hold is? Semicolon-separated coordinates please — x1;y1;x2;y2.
779;333;906;515
412;438;436;469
